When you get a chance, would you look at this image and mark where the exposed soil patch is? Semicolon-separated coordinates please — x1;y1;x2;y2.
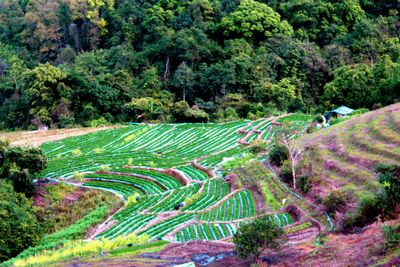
0;126;120;147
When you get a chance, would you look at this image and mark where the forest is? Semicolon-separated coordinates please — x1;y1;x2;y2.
0;0;399;129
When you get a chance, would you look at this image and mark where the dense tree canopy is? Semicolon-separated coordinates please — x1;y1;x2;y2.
0;180;42;262
0;140;47;197
0;0;399;129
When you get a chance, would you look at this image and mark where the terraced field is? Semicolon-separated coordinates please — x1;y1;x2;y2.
301;103;400;199
36;116;312;242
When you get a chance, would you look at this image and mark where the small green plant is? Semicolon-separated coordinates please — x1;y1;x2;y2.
98;165;111;172
71;149;83;157
72;172;84;182
323;190;346;214
298;176;312;194
90;117;110;128
93;148;105;154
250;140;268;154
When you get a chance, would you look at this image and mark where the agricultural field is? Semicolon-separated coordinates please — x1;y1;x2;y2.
4;106;400;267
32;116;311;244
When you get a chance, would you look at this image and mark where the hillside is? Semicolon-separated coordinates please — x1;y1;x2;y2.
2;107;399;267
300;103;400;201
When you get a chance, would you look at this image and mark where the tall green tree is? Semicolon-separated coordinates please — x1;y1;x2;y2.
0;140;47;197
220;0;293;42
26;63;71;127
0;180;42;262
173;61;195;102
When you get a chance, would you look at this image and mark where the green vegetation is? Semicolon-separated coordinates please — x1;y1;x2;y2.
0;140;47;197
382;224;400;251
233;216;287;261
0;0;399;130
0;181;41;262
2;205;115;267
109;240;169;256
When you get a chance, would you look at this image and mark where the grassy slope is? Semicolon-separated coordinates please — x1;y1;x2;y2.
299;103;400;201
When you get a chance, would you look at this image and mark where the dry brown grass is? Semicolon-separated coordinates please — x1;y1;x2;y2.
0;126;121;147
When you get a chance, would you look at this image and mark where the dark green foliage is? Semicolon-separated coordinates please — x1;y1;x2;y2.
250;140;268;154
298;175;312;194
382;225;400;250
343;194;381;230
233;216;287;260
0;0;398;129
323;190;347;215
269;144;288;166
0;140;47;197
375;164;400;217
0;180;42;262
280;160;293;185
343;164;400;231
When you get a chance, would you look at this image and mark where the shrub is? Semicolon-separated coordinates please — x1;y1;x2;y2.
233;216;287;261
250;140;268;154
269;145;288;166
72;172;84;182
280;160;293;185
298;176;312;194
382;225;400;250
343;194;381;231
90;117;110;128
323;190;346;215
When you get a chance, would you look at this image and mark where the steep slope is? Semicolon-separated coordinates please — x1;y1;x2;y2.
299;103;400;200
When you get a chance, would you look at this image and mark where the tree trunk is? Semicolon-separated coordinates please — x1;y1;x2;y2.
291;160;296;189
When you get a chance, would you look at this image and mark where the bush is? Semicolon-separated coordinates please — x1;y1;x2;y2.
0;180;42;262
323;190;346;214
233;216;287;261
280;160;293;185
269;144;288;166
382;225;400;250
90;117;110;128
0;142;47;197
343;194;381;230
250;140;268;154
298;176;312;194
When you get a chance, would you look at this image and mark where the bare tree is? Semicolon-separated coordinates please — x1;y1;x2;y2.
275;123;303;189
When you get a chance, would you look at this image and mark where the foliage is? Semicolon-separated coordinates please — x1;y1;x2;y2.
323;190;347;215
0;180;42;262
298;175;312;194
250;140;268;154
0;0;399;129
220;0;293;41
382;224;400;251
233;216;287;260
0;140;47;197
90;117;110;128
12;234;150;267
269;144;288;166
3;205;113;266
